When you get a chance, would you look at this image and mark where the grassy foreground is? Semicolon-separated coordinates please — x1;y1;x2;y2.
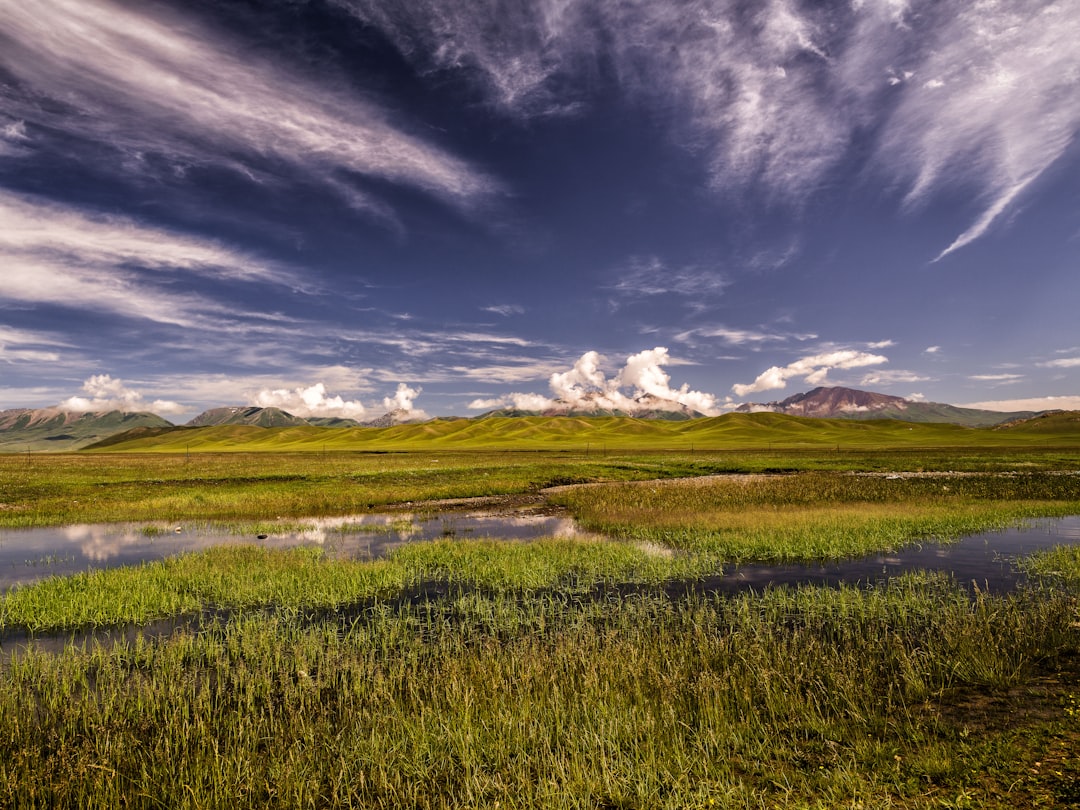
2;443;1080;807
2;575;1079;808
4;446;1080;529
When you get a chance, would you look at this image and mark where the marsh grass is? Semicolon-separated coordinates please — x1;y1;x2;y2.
0;452;734;529
2;576;1078;808
1022;544;1080;589
4;450;1080;530
0;535;715;632
3;451;1080;806
552;472;1080;561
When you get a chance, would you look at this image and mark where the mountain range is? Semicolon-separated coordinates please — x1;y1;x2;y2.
733;387;1037;428
0;387;1056;451
0;408;174;452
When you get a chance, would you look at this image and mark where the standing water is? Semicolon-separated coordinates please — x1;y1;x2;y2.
0;510;584;592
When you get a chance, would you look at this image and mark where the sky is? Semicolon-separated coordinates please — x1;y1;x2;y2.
1;0;1079;423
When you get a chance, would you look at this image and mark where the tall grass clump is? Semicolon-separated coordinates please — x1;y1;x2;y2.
2;576;1078;808
0;535;715;632
552;472;1080;561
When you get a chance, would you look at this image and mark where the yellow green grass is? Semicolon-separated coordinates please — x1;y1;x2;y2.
551;472;1080;561
2;427;1080;807
81;410;1080;453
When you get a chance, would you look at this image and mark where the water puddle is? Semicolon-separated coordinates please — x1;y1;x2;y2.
3;514;1080;661
0;510;584;592
697;515;1080;595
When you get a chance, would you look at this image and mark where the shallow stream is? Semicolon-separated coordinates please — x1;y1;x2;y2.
2;513;1080;659
0;510;583;592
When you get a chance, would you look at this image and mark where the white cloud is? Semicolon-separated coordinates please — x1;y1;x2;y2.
248;379;429;420
675;325;816;346
0;0;495;213
1039;358;1080;369
877;2;1080;259
336;0;1080;253
969;373;1024;383
482;304;525;317
0;325;66;364
860;369;929;386
59;374;185;416
611;256;728;300
252;383;368;420
924;346;942;354
383;383;428;418
958;395;1080;412
467;347;721;415
732;349;889;397
0;190;298;328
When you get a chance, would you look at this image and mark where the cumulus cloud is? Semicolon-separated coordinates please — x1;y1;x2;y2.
468;347;721;415
58;374;185;416
383;383;428;419
253;383;368;420
0;0;495;214
249;380;428;420
732;350;889;397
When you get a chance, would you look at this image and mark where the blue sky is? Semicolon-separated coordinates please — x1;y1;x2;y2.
1;0;1079;422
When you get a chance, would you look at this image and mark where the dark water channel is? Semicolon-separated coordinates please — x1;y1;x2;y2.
2;514;1079;659
700;515;1080;595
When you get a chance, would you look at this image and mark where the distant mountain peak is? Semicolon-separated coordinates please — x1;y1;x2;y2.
735;386;1031;427
0;407;173;452
186;406;308;428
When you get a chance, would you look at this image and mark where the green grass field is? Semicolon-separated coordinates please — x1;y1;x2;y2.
78;409;1080;453
2;415;1080;807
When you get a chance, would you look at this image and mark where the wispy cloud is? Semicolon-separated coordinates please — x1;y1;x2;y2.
0;191;298;328
877;2;1080;260
482;304;526;317
0;325;67;364
1039;358;1080;369
969;373;1024;383
610;256;728;302
732;349;889;397
675;325;816;347
860;369;929;386
959;395;1080;413
0;0;496;215
336;0;1080;254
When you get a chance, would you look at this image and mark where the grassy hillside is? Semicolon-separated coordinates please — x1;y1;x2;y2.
0;410;174;452
83;411;1080;453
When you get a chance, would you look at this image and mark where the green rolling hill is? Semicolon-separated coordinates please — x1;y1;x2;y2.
82;411;1080;453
